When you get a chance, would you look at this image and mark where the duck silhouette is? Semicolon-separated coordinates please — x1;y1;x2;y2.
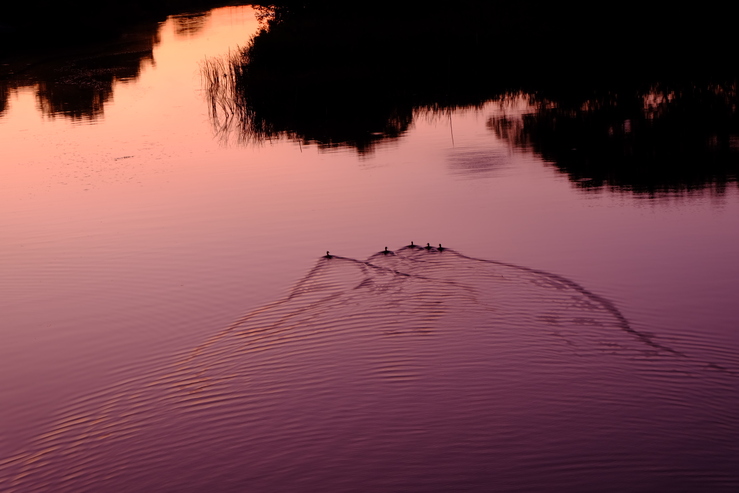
324;251;333;259
425;243;432;250
438;244;445;252
382;246;391;255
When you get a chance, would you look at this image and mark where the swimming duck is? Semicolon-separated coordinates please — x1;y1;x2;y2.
425;243;432;250
324;251;333;259
438;244;445;252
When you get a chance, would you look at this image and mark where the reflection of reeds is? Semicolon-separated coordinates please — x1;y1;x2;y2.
203;44;311;147
202;49;252;145
201;43;417;152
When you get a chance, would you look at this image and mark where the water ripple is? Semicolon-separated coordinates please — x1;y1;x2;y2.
2;247;737;492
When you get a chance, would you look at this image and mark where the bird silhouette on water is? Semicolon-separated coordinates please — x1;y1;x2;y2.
382;246;391;255
425;243;432;250
438;244;445;252
324;251;333;259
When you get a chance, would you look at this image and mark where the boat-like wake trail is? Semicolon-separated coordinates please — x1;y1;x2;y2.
2;246;737;492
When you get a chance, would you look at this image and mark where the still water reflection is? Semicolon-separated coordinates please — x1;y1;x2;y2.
1;23;159;121
1;5;738;492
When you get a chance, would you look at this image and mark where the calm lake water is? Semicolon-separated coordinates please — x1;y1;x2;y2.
1;5;738;492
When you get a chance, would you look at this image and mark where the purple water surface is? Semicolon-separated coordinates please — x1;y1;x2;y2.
1;6;738;492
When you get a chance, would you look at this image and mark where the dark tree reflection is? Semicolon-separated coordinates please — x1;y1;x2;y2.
206;2;738;190
0;81;9;117
35;48;156;121
0;1;237;121
203;51;416;153
204;2;506;153
488;85;739;197
1;21;159;121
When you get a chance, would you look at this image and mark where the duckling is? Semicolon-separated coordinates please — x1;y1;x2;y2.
438;244;445;252
382;246;390;255
425;243;432;250
324;251;333;259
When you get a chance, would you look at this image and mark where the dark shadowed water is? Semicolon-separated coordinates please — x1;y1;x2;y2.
1;5;738;492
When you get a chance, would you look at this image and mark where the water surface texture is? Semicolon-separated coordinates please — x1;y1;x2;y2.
2;246;738;491
1;5;738;492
